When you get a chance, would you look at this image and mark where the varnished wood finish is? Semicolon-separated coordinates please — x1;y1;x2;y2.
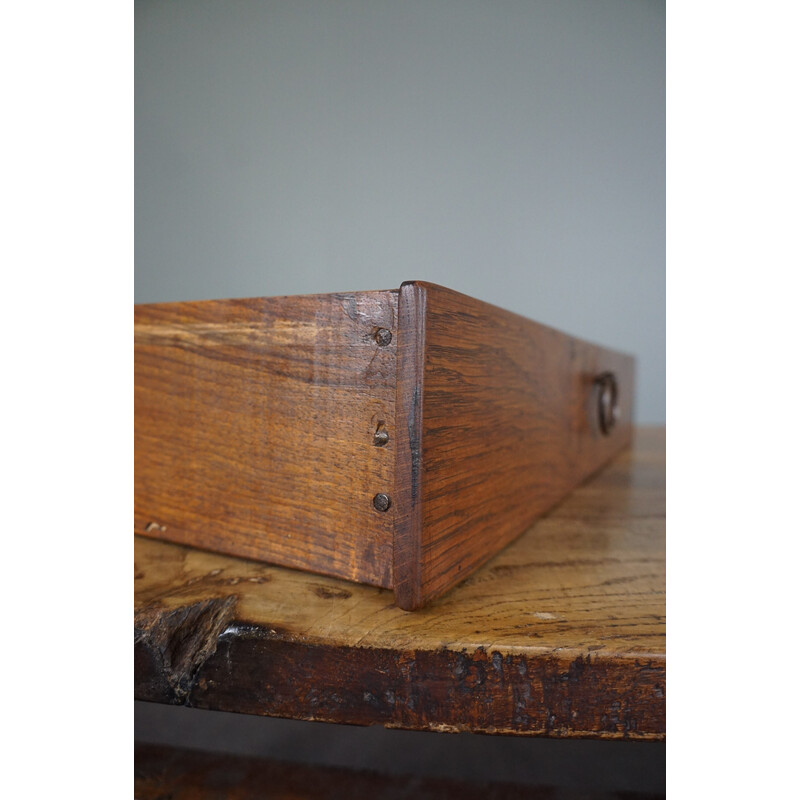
135;429;665;740
395;282;634;609
135;291;397;588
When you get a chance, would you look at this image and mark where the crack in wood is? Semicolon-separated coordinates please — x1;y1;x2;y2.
134;596;237;703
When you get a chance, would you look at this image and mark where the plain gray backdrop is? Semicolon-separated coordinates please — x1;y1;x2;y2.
136;0;664;423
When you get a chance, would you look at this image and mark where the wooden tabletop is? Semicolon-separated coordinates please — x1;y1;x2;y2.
135;427;665;740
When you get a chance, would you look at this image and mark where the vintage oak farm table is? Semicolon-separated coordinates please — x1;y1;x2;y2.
135;426;665;742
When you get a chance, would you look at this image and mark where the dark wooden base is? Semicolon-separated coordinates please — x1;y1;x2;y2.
134;742;665;800
136;626;664;739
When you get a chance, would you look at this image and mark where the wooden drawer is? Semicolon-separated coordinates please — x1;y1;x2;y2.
135;281;633;609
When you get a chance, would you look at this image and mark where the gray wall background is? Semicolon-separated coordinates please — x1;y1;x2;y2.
136;0;664;423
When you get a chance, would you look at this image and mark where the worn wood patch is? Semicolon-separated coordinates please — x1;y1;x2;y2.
134;596;237;704
181;636;664;739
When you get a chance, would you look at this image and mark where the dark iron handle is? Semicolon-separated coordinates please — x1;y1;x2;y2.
594;372;619;435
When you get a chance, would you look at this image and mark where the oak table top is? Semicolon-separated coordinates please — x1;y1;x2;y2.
135;427;665;740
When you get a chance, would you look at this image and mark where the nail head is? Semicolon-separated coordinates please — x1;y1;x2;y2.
373;493;391;512
375;328;392;347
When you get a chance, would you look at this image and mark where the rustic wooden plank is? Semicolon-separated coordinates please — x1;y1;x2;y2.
395;281;634;609
135;291;398;588
134;428;665;740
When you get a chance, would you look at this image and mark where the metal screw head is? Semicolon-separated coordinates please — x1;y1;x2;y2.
373;429;389;447
372;493;392;512
374;328;392;347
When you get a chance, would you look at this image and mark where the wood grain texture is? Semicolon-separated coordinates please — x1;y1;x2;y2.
393;281;426;609
134;428;665;740
394;282;634;609
135;291;397;588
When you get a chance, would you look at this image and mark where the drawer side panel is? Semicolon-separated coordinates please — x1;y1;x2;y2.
135;291;397;588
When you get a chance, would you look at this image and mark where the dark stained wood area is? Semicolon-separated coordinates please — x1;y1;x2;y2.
135;428;665;740
134;743;663;799
135;291;398;588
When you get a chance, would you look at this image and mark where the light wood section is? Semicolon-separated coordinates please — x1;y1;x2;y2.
135;428;665;739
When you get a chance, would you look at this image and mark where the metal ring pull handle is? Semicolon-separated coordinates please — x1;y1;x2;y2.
594;372;619;435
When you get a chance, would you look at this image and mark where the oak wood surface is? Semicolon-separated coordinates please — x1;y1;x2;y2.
135;291;398;588
135;428;665;740
395;282;635;609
